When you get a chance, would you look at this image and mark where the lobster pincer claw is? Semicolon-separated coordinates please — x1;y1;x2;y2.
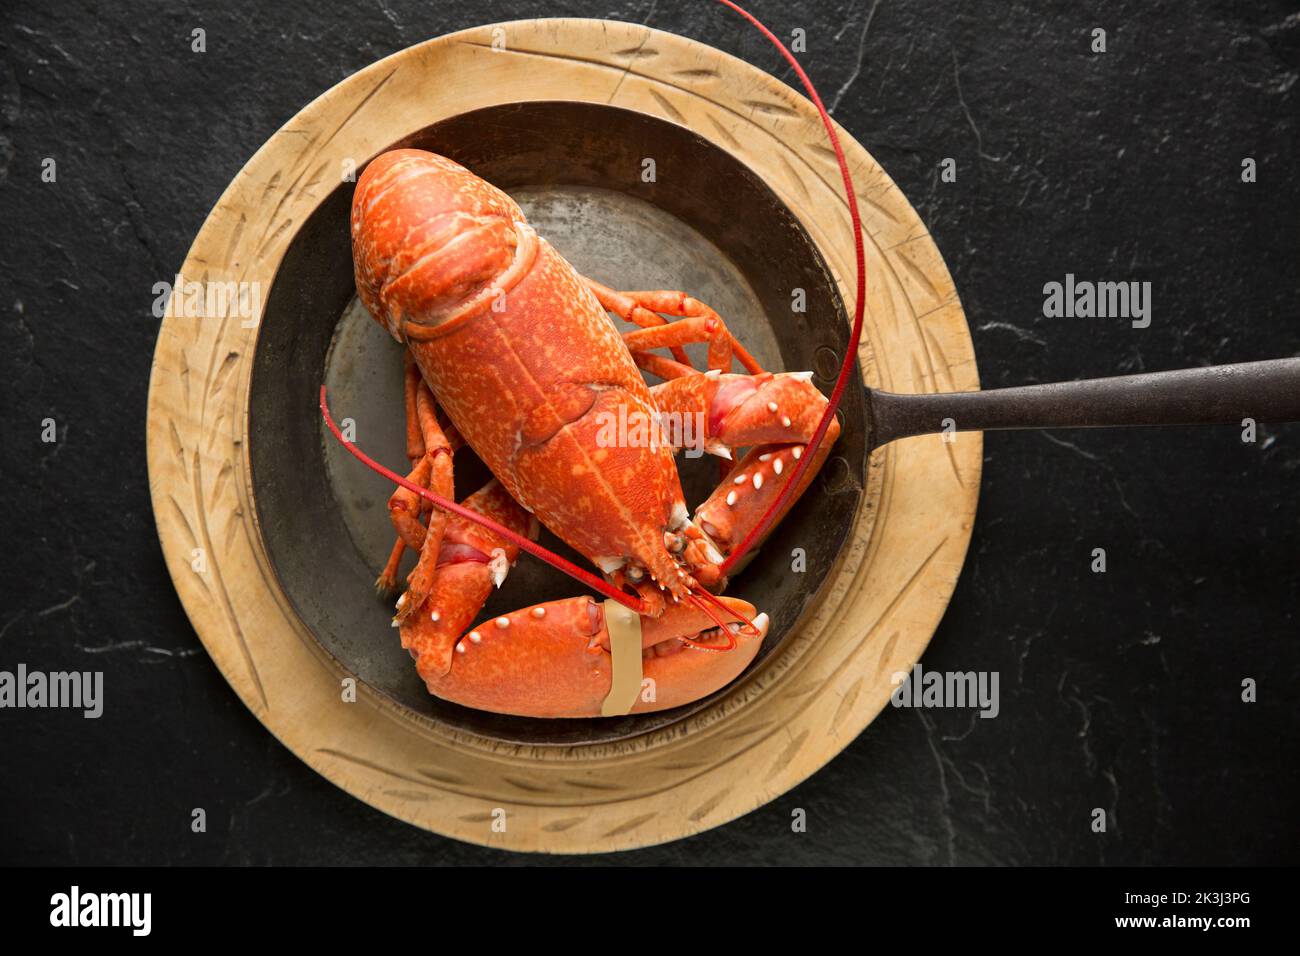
652;370;827;457
420;595;768;718
695;413;843;567
397;479;534;679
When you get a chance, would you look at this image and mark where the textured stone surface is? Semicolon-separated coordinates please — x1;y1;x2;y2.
0;0;1296;864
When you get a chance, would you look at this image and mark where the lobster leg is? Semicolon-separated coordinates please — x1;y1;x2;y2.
399;385;457;621
585;281;765;375
623;314;733;376
583;277;693;368
631;351;696;383
386;383;456;623
375;458;429;597
402;351;426;461
375;355;430;596
376;543;408;599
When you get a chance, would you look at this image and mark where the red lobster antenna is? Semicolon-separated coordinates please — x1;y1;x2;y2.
713;0;866;576
319;0;864;619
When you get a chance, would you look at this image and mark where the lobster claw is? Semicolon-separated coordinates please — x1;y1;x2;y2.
652;371;826;455
415;595;768;718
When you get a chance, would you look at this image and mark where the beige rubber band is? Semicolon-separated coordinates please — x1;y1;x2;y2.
600;599;644;717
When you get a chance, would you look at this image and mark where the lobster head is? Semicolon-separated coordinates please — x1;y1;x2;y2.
351;149;530;343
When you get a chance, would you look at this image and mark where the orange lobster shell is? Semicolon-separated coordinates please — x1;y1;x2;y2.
349;149;838;717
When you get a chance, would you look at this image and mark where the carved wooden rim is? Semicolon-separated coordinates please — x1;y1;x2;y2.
146;18;981;852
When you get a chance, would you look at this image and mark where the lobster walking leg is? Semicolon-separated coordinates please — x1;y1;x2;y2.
375;459;429;597
375;371;456;620
631;351;696;383
623;314;737;375
376;540;407;598
375;354;430;596
587;282;765;375
583;277;693;368
394;385;455;622
402;351;426;461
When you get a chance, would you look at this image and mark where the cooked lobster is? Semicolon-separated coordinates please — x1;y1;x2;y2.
340;148;843;718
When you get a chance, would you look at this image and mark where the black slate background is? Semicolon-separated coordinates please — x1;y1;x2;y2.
1;0;1296;865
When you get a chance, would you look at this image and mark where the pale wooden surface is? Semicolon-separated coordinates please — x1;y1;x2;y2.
145;18;981;852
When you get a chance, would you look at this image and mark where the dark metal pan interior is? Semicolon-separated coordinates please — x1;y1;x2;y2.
249;101;866;746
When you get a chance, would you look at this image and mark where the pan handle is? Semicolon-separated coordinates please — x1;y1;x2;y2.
868;358;1300;448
